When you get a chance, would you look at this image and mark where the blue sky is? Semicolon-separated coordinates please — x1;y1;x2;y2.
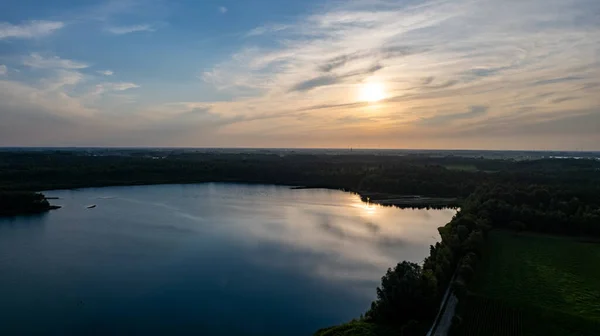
1;0;599;149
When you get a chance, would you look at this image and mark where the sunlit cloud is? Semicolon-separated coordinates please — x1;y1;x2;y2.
418;106;489;126
0;0;599;149
0;20;64;39
196;0;600;149
246;24;290;37
23;53;89;69
106;24;155;35
103;82;140;91
85;82;140;102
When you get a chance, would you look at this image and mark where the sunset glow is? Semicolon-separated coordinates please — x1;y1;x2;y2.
359;82;386;103
0;0;598;149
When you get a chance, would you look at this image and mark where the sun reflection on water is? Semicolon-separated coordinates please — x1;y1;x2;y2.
361;202;377;216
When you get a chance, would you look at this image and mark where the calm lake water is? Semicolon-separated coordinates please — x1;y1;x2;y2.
0;183;455;336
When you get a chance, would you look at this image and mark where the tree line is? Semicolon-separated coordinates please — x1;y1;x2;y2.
317;176;600;335
0;191;54;216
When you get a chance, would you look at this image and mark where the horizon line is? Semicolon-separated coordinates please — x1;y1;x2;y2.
0;146;598;153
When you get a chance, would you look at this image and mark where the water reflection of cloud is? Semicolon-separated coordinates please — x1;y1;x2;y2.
97;185;455;299
247;241;384;299
318;217;349;239
218;189;456;292
362;221;380;234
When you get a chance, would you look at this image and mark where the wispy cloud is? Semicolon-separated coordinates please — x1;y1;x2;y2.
41;69;85;91
290;75;339;92
24;53;89;69
104;82;140;91
197;0;600;149
106;24;155;35
2;0;600;149
219;6;228;14
0;65;6;76
246;24;290;37
89;82;140;97
418;105;489;126
0;20;64;39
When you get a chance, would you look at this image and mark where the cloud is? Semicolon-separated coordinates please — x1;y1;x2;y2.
0;65;6;76
2;0;600;149
418;106;489;126
1;72;94;119
318;51;371;73
298;101;366;112
421;77;435;85
106;82;140;91
246;24;290;37
551;97;577;104
289;75;339;92
196;0;599;148
24;53;89;69
219;6;228;14
426;79;459;90
532;76;584;86
97;70;114;76
42;69;85;90
106;24;155;35
90;82;140;97
0;20;64;39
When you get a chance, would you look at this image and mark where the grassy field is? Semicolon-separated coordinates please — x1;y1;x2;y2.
313;322;402;336
442;164;479;172
457;230;600;335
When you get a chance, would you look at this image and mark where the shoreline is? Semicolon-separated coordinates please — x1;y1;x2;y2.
0;205;61;218
359;192;460;208
41;182;461;209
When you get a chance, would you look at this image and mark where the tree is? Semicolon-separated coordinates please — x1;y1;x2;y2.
509;221;526;233
452;279;467;300
366;262;435;325
463;230;484;255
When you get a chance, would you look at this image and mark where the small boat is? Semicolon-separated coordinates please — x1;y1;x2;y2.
86;205;97;209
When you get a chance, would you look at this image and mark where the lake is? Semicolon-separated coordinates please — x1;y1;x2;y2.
0;183;455;335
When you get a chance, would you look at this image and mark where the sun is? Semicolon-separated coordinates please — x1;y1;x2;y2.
359;82;386;103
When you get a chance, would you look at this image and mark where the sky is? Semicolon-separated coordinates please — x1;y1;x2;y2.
0;0;599;150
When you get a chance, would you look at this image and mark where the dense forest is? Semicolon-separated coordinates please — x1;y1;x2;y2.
316;160;600;335
317;184;600;335
1;149;599;335
2;150;599;196
0;191;56;216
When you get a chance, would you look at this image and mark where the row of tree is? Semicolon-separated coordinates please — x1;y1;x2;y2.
363;193;488;333
336;177;599;334
0;191;54;216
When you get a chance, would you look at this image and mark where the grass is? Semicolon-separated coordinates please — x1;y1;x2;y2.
459;295;522;336
443;165;479;172
458;230;600;335
313;322;401;336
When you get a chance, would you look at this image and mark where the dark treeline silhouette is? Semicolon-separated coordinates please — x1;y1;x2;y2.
317;170;600;334
328;192;489;335
2;151;599;196
0;191;54;216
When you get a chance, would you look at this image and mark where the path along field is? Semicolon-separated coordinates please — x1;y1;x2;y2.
457;230;600;336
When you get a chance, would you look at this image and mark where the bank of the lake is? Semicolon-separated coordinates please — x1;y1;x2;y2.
0;191;60;217
0;183;456;336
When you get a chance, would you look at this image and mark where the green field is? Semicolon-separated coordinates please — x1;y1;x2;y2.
458;231;600;335
442;164;479;172
313;321;402;336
